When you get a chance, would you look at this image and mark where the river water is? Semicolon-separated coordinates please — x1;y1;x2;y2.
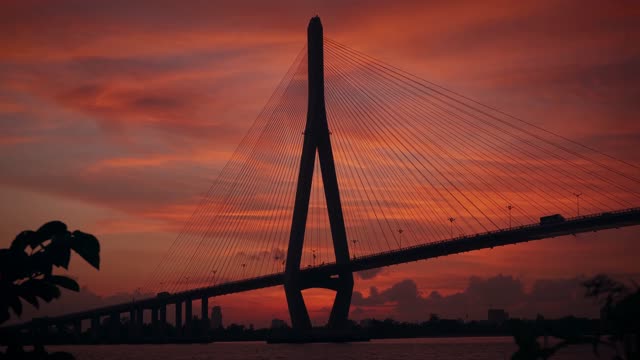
48;336;614;360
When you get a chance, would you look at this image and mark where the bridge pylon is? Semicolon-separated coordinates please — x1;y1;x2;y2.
284;16;354;331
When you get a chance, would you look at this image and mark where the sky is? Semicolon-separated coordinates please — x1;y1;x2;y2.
1;0;639;327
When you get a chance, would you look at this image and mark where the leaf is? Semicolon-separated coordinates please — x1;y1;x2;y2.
38;282;62;302
0;283;15;321
70;230;100;269
10;230;39;251
8;294;22;317
29;250;54;277
19;291;39;309
49;275;80;292
0;307;9;324
36;221;68;240
57;249;71;269
20;279;61;303
0;248;28;279
47;241;72;269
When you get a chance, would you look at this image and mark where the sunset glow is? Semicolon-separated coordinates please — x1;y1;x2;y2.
1;0;639;328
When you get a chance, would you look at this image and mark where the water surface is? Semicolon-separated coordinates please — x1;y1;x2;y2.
50;336;613;360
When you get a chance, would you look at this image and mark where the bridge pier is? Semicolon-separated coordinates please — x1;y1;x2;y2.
159;304;167;338
54;322;66;338
136;308;144;339
91;315;100;342
73;319;82;340
185;299;192;337
175;301;182;336
283;282;312;330
128;309;136;339
30;320;48;347
109;312;120;342
160;304;167;323
201;297;209;332
328;274;354;329
151;306;159;337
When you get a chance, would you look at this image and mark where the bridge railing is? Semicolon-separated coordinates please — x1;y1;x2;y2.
145;207;640;298
291;207;640;273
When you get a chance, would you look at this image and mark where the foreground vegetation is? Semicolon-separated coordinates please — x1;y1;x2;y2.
0;221;100;359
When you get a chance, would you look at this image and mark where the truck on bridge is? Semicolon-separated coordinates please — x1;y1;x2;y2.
540;214;566;225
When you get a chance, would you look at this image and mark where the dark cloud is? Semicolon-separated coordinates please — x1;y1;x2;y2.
351;274;636;322
356;268;384;280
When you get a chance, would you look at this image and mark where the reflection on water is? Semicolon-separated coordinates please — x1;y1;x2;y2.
49;337;612;360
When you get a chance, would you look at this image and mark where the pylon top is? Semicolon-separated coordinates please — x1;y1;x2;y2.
308;16;323;35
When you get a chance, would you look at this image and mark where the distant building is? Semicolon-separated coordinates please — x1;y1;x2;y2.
271;318;288;329
359;319;374;328
211;306;223;329
488;309;509;324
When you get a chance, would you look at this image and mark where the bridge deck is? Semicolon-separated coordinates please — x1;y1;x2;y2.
3;207;639;329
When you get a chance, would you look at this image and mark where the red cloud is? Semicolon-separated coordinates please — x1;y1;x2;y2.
0;0;638;309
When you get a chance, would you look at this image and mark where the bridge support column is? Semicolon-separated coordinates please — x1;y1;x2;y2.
185;299;192;337
328;274;354;329
91;316;100;343
283;281;312;330
159;304;167;338
151;307;159;337
54;322;66;338
73;319;82;340
201;297;209;332
160;304;166;324
284;16;354;332
31;321;48;347
109;312;119;342
175;301;182;336
128;309;136;339
151;307;157;323
136;308;144;338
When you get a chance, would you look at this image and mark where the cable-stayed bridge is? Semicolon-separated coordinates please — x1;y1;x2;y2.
3;16;639;342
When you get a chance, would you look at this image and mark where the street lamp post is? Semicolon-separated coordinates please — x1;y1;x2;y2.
507;204;514;228
448;217;456;238
572;192;582;216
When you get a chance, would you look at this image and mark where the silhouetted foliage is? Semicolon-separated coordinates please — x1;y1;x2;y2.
0;221;100;359
510;274;639;360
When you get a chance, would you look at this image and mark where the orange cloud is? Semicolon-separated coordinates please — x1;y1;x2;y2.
0;0;639;327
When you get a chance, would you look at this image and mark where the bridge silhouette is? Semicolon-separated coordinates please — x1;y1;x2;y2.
3;16;640;342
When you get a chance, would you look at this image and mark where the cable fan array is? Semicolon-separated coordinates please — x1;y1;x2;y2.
145;39;640;294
